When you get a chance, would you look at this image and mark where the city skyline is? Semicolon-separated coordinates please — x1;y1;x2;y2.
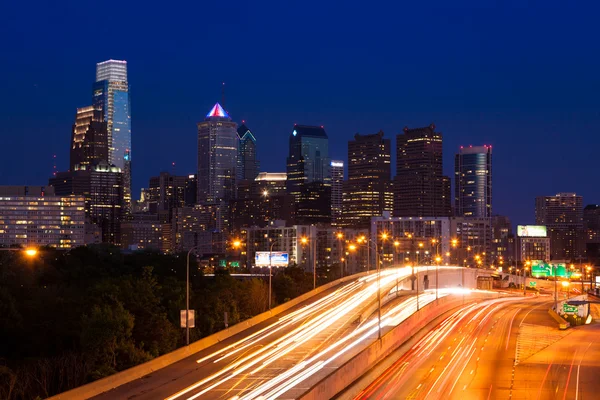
3;2;600;227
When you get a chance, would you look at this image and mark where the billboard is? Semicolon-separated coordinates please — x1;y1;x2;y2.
255;251;289;267
531;262;573;278
517;225;547;237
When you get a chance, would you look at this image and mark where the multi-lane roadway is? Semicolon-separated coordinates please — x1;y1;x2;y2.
94;267;466;400
347;295;600;400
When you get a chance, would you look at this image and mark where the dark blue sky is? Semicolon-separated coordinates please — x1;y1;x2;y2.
1;0;599;225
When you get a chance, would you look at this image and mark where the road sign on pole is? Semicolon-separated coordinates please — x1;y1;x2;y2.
180;310;195;328
529;281;537;287
562;304;578;314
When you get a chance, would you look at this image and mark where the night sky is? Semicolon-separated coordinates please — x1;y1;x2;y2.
1;0;599;226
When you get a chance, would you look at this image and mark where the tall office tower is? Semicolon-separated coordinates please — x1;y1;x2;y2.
584;204;600;264
330;160;344;225
197;103;239;203
93;60;132;212
286;125;331;201
237;123;259;181
70;106;108;170
491;215;512;264
342;131;392;228
535;193;585;260
50;161;124;245
394;124;451;217
455;145;492;218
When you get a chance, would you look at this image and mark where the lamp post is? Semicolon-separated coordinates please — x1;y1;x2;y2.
394;240;400;298
0;247;38;257
336;232;344;279
301;236;316;289
268;239;278;310
350;237;383;340
435;256;441;300
186;240;240;345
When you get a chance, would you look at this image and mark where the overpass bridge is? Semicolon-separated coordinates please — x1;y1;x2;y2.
49;266;505;400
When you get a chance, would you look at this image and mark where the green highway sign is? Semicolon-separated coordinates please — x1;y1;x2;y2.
563;304;578;314
230;261;240;267
531;262;573;279
529;281;537;287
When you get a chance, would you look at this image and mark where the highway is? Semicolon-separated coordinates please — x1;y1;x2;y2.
348;295;600;400
94;267;466;400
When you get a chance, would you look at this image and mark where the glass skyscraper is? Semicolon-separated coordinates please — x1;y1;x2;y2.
197;102;239;203
286;125;331;201
454;145;492;218
93;59;132;212
237;123;259;181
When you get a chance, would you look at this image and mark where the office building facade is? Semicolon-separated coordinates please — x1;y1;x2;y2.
70;106;108;170
197;103;239;204
237;123;259;181
535;193;584;260
0;192;85;249
394;124;451;217
330;160;344;225
121;213;162;251
286;125;331;201
50;162;124;245
455;145;492;218
343;131;393;228
93;60;132;212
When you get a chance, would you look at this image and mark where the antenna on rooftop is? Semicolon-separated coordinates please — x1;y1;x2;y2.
221;82;225;108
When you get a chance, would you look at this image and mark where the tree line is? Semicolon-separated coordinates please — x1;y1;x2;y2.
0;245;329;399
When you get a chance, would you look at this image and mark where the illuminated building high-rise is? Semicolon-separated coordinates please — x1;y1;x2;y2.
330;160;344;225
535;192;585;260
93;60;131;212
197;103;238;232
455;145;492;218
342;131;392;228
70;106;107;170
237;123;259;181
394;124;451;217
286;125;331;201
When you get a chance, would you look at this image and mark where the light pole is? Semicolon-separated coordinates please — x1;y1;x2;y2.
186;246;196;346
435;256;441;300
350;236;383;340
0;247;38;257
394;240;400;297
268;239;279;310
336;232;344;279
524;260;530;296
186;240;240;345
301;236;316;289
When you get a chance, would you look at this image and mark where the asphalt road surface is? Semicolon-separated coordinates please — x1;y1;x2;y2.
350;295;600;400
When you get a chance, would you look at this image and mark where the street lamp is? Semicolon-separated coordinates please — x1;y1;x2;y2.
435;256;441;299
301;236;316;289
336;232;344;278
186;240;240;345
0;247;38;257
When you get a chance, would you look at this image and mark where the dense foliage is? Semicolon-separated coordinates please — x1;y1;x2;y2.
0;245;322;399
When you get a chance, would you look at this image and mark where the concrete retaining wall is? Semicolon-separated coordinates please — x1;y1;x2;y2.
48;272;369;400
298;291;504;400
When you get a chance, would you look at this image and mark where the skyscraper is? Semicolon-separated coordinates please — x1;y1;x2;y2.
394;124;451;217
50;161;124;245
330;160;344;225
342;131;393;228
286;125;331;201
237;123;259;181
93;60;132;212
455;145;492;218
70;106;108;170
535;192;584;260
197;102;239;204
286;125;331;224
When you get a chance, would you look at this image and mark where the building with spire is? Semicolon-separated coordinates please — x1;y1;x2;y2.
237;123;259;181
92;60;132;212
197;103;238;232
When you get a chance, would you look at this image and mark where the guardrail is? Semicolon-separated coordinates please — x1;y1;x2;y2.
48;271;369;400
